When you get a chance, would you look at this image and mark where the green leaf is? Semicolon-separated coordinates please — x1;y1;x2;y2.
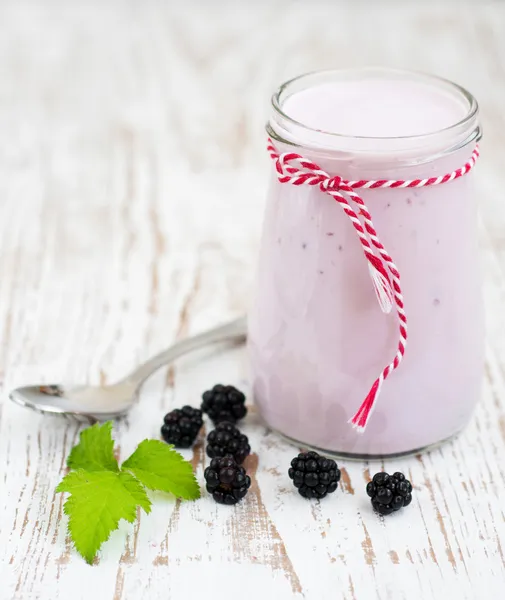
67;422;119;472
122;439;200;500
56;469;151;564
56;424;199;564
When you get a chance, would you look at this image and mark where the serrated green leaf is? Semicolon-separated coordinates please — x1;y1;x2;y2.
67;422;119;472
122;439;200;500
56;469;151;564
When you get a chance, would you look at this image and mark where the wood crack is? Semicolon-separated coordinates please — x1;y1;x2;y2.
229;453;303;596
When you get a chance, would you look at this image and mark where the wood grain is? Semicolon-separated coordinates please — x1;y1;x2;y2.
0;1;505;599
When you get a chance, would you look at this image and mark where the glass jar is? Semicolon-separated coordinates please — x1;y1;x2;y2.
248;68;483;458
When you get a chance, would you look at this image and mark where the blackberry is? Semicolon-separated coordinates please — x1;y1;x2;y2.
206;422;251;464
204;456;251;505
201;384;247;424
288;451;341;499
160;405;203;448
366;471;413;515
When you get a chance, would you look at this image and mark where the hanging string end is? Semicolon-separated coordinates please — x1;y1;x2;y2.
348;378;383;432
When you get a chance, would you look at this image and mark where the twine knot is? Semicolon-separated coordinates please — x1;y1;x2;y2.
320;175;343;192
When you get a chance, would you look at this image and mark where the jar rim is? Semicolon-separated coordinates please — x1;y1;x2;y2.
268;67;479;155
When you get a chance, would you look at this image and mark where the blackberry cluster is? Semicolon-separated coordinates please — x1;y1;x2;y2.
204;456;251;505
161;405;203;448
206;422;251;464
288;451;341;499
366;472;413;515
201;384;247;424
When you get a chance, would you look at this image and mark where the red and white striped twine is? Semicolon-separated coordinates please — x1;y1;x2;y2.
267;138;480;432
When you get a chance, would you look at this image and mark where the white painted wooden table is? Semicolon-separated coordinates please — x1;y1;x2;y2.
1;2;505;599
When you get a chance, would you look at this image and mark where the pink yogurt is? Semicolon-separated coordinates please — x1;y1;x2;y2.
248;69;483;457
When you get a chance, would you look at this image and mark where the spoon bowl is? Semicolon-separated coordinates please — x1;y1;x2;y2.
10;382;137;421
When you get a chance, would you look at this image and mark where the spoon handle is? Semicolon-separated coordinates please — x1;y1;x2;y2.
122;316;248;388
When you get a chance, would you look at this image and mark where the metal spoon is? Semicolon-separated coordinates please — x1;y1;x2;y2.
9;317;247;422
